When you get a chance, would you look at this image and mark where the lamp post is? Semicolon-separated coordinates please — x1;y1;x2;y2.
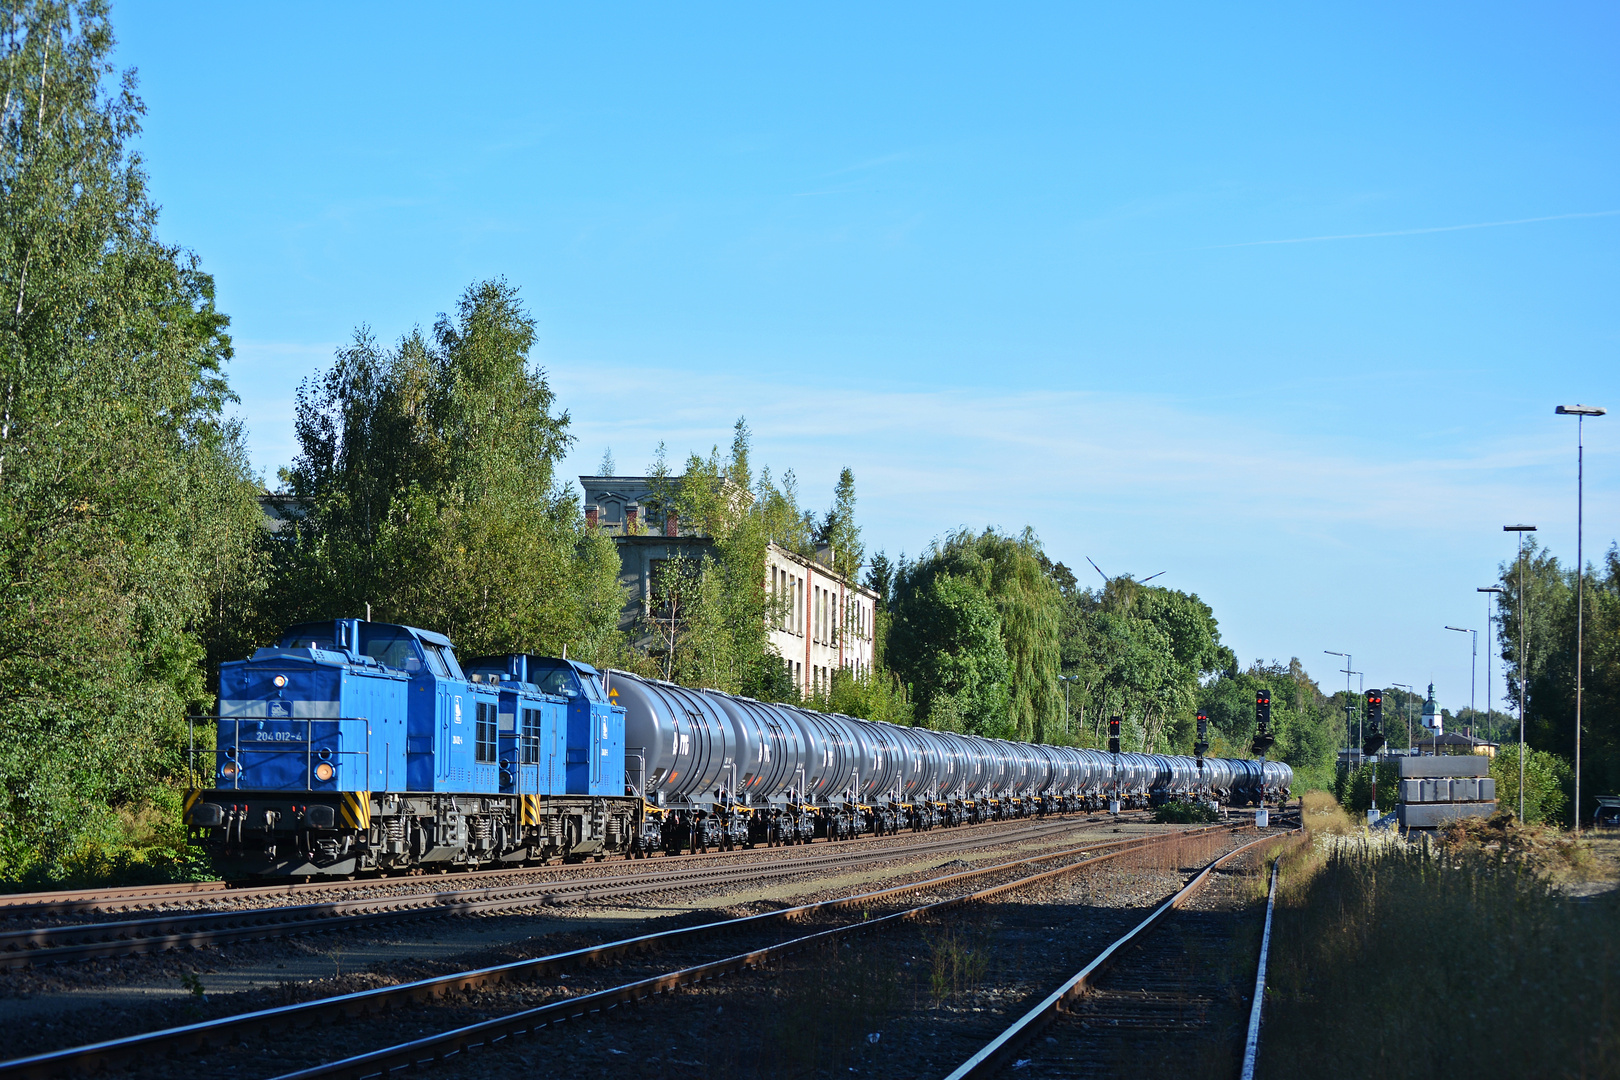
1058;675;1079;737
1443;626;1477;739
1325;650;1353;759
1504;524;1538;824
1391;682;1415;752
1352;670;1365;752
1478;587;1506;745
1556;404;1605;835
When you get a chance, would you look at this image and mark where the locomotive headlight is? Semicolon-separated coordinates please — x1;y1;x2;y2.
272;675;287;688
314;762;335;781
220;761;238;779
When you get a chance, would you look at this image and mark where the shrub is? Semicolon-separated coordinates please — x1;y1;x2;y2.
1332;760;1400;813
1152;800;1219;824
1489;744;1573;826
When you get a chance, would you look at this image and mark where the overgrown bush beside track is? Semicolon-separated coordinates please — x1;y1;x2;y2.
1151;800;1220;824
1259;819;1618;1079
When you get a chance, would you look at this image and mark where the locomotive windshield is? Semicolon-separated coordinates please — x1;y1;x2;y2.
280;622;338;651
526;661;604;701
359;625;425;673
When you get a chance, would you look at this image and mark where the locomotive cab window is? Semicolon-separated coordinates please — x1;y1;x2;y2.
475;702;497;763
280;623;335;651
359;625;425;673
526;663;575;696
422;644;452;678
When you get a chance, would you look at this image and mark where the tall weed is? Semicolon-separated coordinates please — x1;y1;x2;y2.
1261;835;1618;1079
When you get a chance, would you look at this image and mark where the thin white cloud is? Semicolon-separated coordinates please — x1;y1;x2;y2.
1210;209;1620;249
551;363;1600;550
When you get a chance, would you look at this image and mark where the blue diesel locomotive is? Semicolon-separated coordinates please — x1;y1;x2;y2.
185;618;1292;877
186;619;633;875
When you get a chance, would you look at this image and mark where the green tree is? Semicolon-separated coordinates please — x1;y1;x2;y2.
818;467;863;580
889;528;1061;741
1490;744;1573;826
1199;659;1338;790
1493;537;1620;824
889;571;1010;734
0;1;265;882
281;280;624;663
1054;569;1233;755
640;420;803;699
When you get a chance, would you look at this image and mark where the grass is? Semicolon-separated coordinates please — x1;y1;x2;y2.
1298;788;1356;835
923;920;997;1002
1258;800;1618;1080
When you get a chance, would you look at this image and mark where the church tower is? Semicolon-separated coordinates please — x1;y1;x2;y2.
1421;682;1442;737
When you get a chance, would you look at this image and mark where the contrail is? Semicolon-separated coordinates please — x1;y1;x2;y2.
1212;208;1620;248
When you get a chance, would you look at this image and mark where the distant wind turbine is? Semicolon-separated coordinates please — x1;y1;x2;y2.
1086;556;1166;585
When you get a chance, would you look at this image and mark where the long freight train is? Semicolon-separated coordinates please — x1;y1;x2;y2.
185;619;1292;877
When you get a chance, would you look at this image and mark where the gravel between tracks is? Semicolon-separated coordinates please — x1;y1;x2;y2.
0;817;1125;930
9;825;1275;1079
0;820;1182;1058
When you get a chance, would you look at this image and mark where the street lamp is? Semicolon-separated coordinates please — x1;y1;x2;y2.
1478;587;1506;746
1351;670;1365;752
1324;650;1354;757
1443;626;1477;739
1504;524;1538;824
1058;675;1080;737
1556;403;1605;835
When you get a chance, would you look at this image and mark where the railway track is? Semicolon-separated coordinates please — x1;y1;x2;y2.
944;829;1297;1080
0;812;1151;921
0;823;1240;1080
0;814;1137;968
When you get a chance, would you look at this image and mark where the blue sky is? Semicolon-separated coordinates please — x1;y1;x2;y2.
117;3;1618;717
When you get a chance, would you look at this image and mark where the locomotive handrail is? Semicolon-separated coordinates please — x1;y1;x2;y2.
185;714;373;793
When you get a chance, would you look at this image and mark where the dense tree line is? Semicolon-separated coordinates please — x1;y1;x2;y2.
1493;538;1620;825
0;2;266;882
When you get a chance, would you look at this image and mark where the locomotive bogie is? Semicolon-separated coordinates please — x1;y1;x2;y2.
189;789;642;875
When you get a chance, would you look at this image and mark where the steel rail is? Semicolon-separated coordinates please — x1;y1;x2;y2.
1239;856;1282;1080
266;824;1246;1080
0;824;1239;1080
0;817;1112;968
1;812;1137;919
0;880;232;911
941;828;1297;1080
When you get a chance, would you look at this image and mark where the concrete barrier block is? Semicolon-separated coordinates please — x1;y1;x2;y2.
1398;801;1497;828
1398;756;1488;778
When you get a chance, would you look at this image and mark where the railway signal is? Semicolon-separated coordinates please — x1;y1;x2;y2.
1108;716;1121;755
1250;689;1275;757
1194;710;1209;767
1362;689;1387;757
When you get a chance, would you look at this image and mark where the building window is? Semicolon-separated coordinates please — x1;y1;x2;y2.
475;702;498;764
